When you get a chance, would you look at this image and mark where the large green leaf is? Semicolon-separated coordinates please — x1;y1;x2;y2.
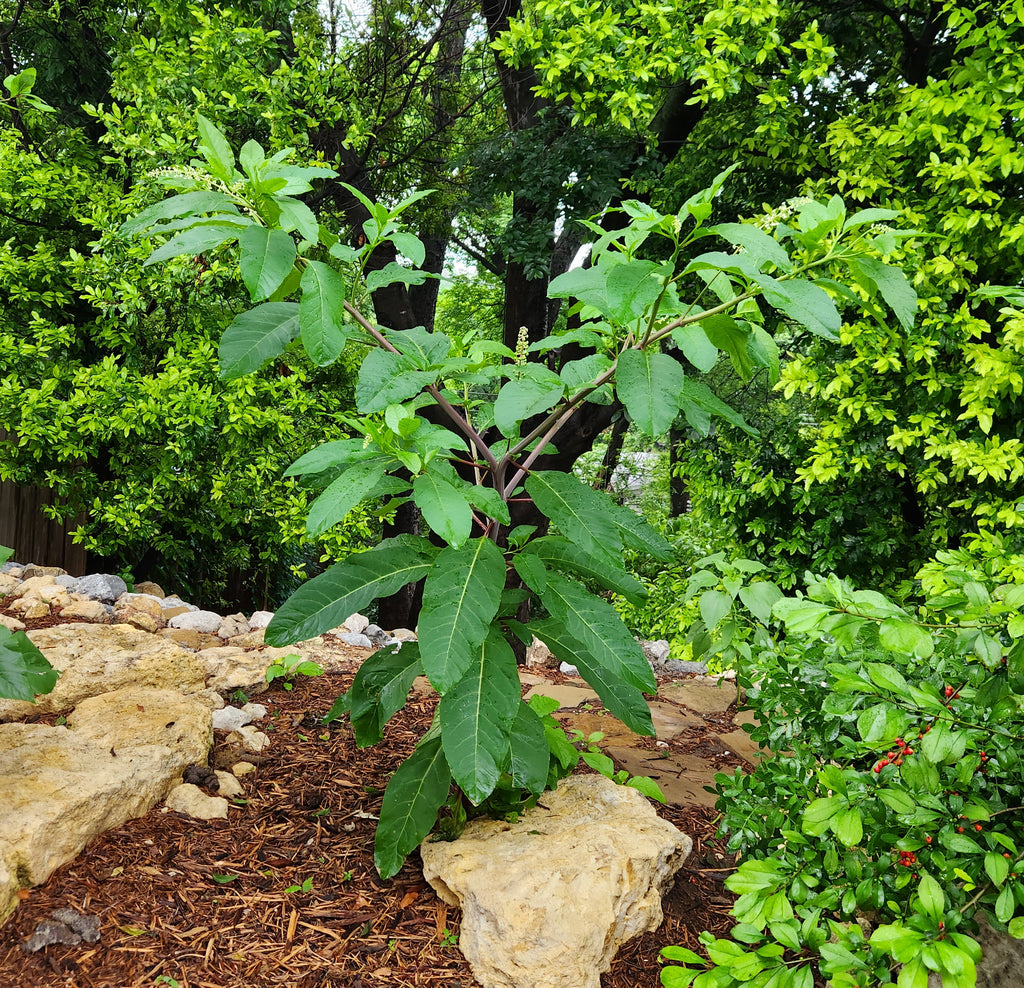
525;471;622;565
143;222;244;266
120;191;240;237
418;539;505;693
709;223;792;271
523;536;647;606
412;468;474;548
605;258;666;322
605;497;674;561
239;226;297;301
530;617;654;735
388;326;452;367
616;349;684;437
0;627;59;701
530;570;655;695
356;348;435;413
365;262;429;293
265;537;436;645
197;113;235;183
439;631;520;804
283;439;370;477
349;643;424;747
848;257;917;331
505;702;549;795
493;377;566;438
679;379;755;437
374;735;452;879
299;260;349;365
757;275;841;340
218;302;300;379
671;324;719;373
306;458;396;536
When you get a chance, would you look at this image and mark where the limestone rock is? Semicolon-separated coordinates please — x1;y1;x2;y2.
66;687;213;770
13;575;57;597
342;612;369;635
248;610;274;629
232;761;256;776
161;606;192;620
391;628;417;642
214;771;244;798
75;574;128;603
338;632;373;648
133;581;165;598
21;565;67;580
0;624;208;719
168;610;223;634
211;705;253;732
164;783;229;820
526;636;559;669
17;600;50;619
218;613;250;639
120;611;163;633
200;645;272;693
0;614;25;632
0;723;193;922
0;573;20;595
226;725;271;752
58;599;109;622
160;595;196;612
159;628;222;651
114;593;164;618
421;774;691;988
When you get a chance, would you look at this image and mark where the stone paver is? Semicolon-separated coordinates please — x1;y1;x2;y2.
658;676;737;715
604;746;721;808
648;701;702;740
523;684;600;708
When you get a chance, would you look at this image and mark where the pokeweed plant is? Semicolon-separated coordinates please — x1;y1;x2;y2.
122;117;916;879
661;571;1024;988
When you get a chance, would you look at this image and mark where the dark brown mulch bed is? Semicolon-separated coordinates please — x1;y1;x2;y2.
1;636;737;988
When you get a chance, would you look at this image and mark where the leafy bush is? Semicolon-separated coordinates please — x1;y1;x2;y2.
660;570;1024;988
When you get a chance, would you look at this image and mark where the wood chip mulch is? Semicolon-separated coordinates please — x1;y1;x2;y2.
1;653;736;988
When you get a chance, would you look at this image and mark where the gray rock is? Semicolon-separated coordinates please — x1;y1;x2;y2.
558;661;580;676
211;706;253;732
217;613;250;639
55;575;78;590
640;639;671;666
248;610;274;629
168;610;223;634
662;659;708;677
160;595;197;612
338;632;374;648
74;574;128;603
241;702;268;721
0;562;22;574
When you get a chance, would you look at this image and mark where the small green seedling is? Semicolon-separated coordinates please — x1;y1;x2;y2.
569;728;666;803
284;876;314;894
440;928;459;947
154;977;180;987
211;873;238;884
265;653;324;690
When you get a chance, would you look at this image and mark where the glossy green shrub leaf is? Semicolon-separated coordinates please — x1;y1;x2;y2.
299;260;349;365
218;302;300;379
418;539;505;693
802;797;843;836
439;631;520;804
878;618;934;659
737;582;783;623
197;114;235;182
266;537;436;645
374;735;451;879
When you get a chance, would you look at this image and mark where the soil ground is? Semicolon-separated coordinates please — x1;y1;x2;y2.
0;629;750;988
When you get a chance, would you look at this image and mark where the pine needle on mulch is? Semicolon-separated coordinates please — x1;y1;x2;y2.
1;648;737;988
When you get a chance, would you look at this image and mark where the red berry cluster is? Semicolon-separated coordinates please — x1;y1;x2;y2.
873;737;915;773
897;849;918;869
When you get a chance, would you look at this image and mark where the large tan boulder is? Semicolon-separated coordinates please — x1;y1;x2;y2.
421;774;691;988
199;645;272;693
0;723;192;923
0;624;207;720
66;686;212;769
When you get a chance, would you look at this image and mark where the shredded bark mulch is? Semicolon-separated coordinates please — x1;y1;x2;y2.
1;652;736;988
